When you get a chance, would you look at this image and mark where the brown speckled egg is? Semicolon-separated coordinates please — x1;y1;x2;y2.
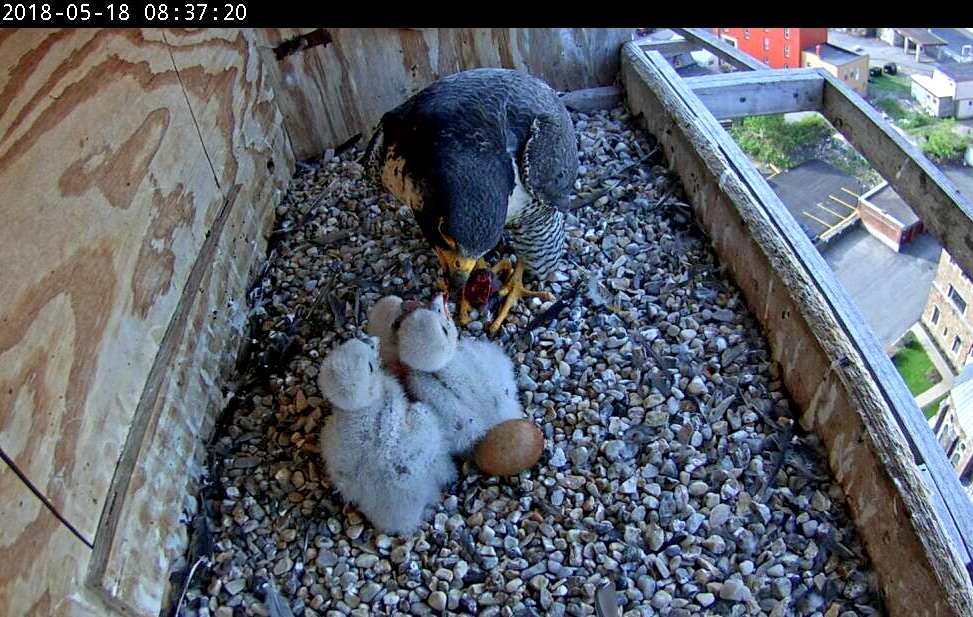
474;419;544;476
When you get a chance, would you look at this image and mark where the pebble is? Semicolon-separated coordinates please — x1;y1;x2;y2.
709;503;731;528
428;590;447;612
651;590;672;609
179;106;884;617
719;578;751;602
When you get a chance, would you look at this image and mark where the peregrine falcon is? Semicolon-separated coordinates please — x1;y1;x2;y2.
361;68;578;332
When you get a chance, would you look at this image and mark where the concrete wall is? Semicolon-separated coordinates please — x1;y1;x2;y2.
958;97;973;120
879;28;904;47
923;251;973;370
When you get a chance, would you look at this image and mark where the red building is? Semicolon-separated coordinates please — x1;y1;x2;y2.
714;28;828;69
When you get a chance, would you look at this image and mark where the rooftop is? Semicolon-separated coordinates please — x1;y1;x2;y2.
896;28;949;47
804;42;862;66
913;73;955;98
937;62;973;83
929;27;973;54
767;158;864;238
861;182;921;227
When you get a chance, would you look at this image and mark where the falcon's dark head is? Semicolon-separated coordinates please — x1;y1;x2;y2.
416;147;513;288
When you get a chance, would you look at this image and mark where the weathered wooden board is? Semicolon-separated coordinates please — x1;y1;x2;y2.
683;69;824;120
670;27;769;70
0;29;226;545
0;457;91;617
256;28;634;160
85;29;293;615
622;44;973;616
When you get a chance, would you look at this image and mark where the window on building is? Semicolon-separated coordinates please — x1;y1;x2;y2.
854;68;860;81
784;28;791;39
932;305;941;324
948;284;968;314
784;44;790;57
744;28;750;40
784;62;789;68
953;336;963;353
764;37;770;51
944;326;950;337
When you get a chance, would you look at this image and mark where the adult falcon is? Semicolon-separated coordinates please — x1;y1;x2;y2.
361;68;578;333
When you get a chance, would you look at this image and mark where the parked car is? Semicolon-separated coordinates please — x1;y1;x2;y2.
883;62;898;75
869;67;883;77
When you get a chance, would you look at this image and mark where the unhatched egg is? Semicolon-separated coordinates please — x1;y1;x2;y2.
474;419;544;476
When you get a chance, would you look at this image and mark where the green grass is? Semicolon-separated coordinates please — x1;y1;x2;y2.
875;97;906;121
922;393;948;419
729;113;832;169
868;73;911;96
892;333;942;396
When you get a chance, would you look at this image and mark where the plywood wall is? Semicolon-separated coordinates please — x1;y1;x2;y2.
258;28;634;159
0;28;292;615
0;26;629;616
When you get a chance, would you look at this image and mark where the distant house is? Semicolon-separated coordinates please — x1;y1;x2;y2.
802;42;869;96
922;251;973;370
912;73;957;118
928;28;973;64
857;181;924;251
930;364;973;492
936;63;973;120
878;28;948;62
714;28;827;69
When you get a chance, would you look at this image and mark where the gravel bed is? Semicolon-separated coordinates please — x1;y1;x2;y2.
168;107;884;617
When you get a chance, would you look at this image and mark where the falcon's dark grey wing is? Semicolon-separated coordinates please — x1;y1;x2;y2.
520;111;578;211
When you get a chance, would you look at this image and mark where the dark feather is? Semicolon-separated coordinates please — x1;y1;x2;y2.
261;579;296;617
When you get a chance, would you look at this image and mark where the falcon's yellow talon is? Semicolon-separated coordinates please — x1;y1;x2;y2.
487;259;551;333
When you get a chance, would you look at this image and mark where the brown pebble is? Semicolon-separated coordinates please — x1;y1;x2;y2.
474;419;544;476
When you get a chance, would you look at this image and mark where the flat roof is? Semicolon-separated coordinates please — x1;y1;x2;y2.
861;182;920;227
804;42;861;66
895;28;948;46
937;62;973;82
767;159;865;239
913;73;955;98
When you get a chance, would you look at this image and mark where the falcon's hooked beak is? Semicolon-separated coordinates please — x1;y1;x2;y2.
434;238;478;290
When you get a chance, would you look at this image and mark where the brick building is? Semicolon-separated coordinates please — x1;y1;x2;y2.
922;250;973;370
857;181;924;252
930;363;973;495
715;28;827;69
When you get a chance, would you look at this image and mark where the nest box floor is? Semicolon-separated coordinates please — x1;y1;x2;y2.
171;107;884;617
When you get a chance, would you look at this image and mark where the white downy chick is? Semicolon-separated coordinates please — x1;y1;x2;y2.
365;295;404;372
317;336;456;535
398;296;523;456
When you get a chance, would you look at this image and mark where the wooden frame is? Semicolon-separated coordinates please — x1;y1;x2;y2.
652;45;973;570
622;43;973;616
